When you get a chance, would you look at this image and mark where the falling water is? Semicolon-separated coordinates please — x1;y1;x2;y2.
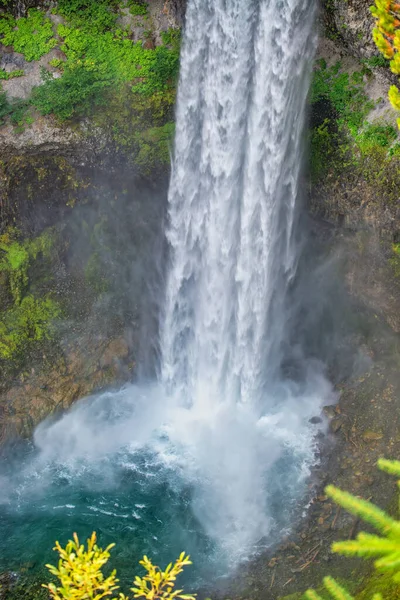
158;0;329;554
162;0;316;396
0;0;332;584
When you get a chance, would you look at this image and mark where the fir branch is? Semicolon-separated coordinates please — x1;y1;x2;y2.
323;576;355;600
326;486;400;536
304;589;324;600
378;459;400;478
333;533;400;557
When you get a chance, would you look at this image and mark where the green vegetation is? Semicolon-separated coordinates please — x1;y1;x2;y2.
0;68;24;80
128;0;148;17
0;84;32;130
355;122;397;153
389;242;400;277
0;228;61;363
362;55;388;69
309;59;371;182
0;1;180;169
0;295;61;361
43;532;195;600
31;63;113;120
304;459;400;600
0;9;57;61
309;58;400;197
135;121;175;174
310;59;373;134
370;0;400;126
0;84;10;124
7;0;178;123
55;0;119;33
31;20;180;120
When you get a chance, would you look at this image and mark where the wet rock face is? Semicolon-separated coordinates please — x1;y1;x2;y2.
1;0;50;17
322;0;378;58
166;0;186;26
147;0;186;43
0;334;134;447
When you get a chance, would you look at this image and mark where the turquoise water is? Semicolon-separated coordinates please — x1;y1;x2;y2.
0;382;322;587
0;387;220;587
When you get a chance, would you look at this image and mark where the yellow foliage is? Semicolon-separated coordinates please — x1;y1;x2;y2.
132;553;195;600
370;0;400;124
43;533;196;600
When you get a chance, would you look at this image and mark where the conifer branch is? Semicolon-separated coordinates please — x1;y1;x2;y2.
325;486;400;536
323;576;355;600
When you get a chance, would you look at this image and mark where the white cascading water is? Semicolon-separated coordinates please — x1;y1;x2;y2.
158;0;329;554
0;0;333;577
163;0;314;396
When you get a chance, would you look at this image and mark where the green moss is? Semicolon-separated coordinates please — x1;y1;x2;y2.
0;228;55;304
0;294;61;360
355;570;400;600
310;119;337;182
91;83;176;172
0;228;60;363
0;8;57;61
135;121;175;173
389;243;400;277
84;252;109;294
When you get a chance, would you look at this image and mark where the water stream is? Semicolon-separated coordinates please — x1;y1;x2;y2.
0;0;331;587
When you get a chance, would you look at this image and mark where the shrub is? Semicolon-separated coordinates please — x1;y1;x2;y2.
31;63;113;120
0;9;57;61
363;55;387;68
305;459;400;600
128;1;148;17
55;0;119;33
31;17;180;121
43;532;196;600
370;0;400;125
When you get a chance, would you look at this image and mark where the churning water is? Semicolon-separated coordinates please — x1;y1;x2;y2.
0;0;332;586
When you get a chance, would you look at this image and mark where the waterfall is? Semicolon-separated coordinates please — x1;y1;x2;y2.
162;0;318;399
156;0;328;554
0;0;332;580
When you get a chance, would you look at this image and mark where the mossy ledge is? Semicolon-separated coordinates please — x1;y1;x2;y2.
0;0;178;442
